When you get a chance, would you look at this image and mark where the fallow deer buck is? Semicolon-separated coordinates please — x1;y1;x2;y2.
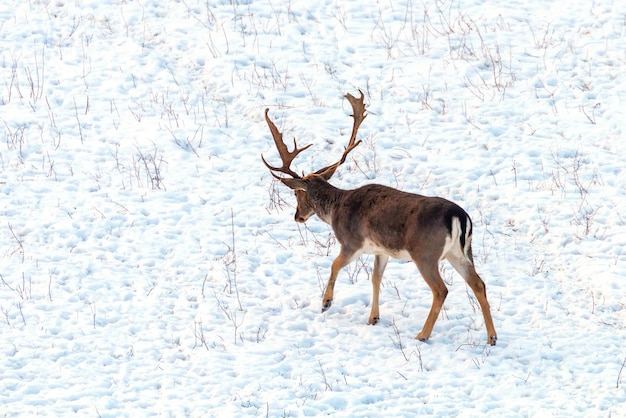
262;91;497;345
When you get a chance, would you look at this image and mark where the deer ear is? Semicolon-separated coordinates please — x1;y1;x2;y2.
280;177;307;191
316;164;338;180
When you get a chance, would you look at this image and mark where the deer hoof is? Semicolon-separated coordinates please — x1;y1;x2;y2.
415;332;429;341
321;300;332;312
368;316;379;325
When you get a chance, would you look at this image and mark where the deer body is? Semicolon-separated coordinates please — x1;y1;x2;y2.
301;178;464;259
262;91;497;345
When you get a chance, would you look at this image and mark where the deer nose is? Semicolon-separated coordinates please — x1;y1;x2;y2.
294;210;307;223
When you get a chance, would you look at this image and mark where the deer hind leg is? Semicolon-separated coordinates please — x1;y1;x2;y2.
413;257;449;342
368;254;389;325
447;254;498;346
321;250;357;313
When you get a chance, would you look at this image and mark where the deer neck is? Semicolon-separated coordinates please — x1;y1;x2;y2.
307;178;343;225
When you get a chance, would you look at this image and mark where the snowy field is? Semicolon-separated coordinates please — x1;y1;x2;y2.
1;0;625;416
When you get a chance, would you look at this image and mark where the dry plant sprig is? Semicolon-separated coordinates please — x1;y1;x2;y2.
7;223;25;263
222;208;243;311
134;144;167;190
617;356;626;389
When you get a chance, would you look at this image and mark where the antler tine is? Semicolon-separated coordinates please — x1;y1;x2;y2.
314;90;367;177
339;89;366;163
261;108;312;179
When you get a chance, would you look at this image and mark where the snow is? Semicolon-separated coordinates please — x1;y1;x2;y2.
1;0;625;416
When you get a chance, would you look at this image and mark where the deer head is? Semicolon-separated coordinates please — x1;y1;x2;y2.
262;91;367;222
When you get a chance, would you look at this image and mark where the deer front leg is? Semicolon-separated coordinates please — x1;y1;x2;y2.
368;254;389;325
322;251;356;312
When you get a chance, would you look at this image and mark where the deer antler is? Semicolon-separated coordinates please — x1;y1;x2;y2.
261;108;312;179
314;90;367;178
262;91;366;180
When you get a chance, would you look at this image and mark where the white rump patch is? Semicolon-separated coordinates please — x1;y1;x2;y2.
440;216;469;261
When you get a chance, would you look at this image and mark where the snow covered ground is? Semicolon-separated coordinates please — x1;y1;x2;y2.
1;0;625;416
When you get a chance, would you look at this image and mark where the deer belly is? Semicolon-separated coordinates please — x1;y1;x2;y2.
361;239;412;261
